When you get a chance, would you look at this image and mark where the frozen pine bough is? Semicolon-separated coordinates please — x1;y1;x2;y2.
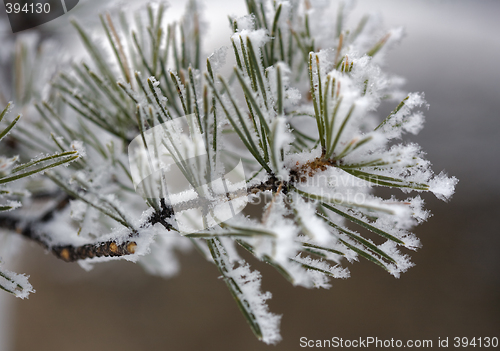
0;0;457;344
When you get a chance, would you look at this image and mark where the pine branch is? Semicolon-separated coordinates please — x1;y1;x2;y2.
0;0;457;342
0;196;136;262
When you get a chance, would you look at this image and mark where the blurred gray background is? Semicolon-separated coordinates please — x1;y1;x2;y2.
1;0;499;350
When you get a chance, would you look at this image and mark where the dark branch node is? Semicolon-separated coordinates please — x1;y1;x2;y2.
147;198;175;229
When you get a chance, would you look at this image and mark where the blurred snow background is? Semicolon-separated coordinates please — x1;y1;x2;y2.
0;0;499;350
